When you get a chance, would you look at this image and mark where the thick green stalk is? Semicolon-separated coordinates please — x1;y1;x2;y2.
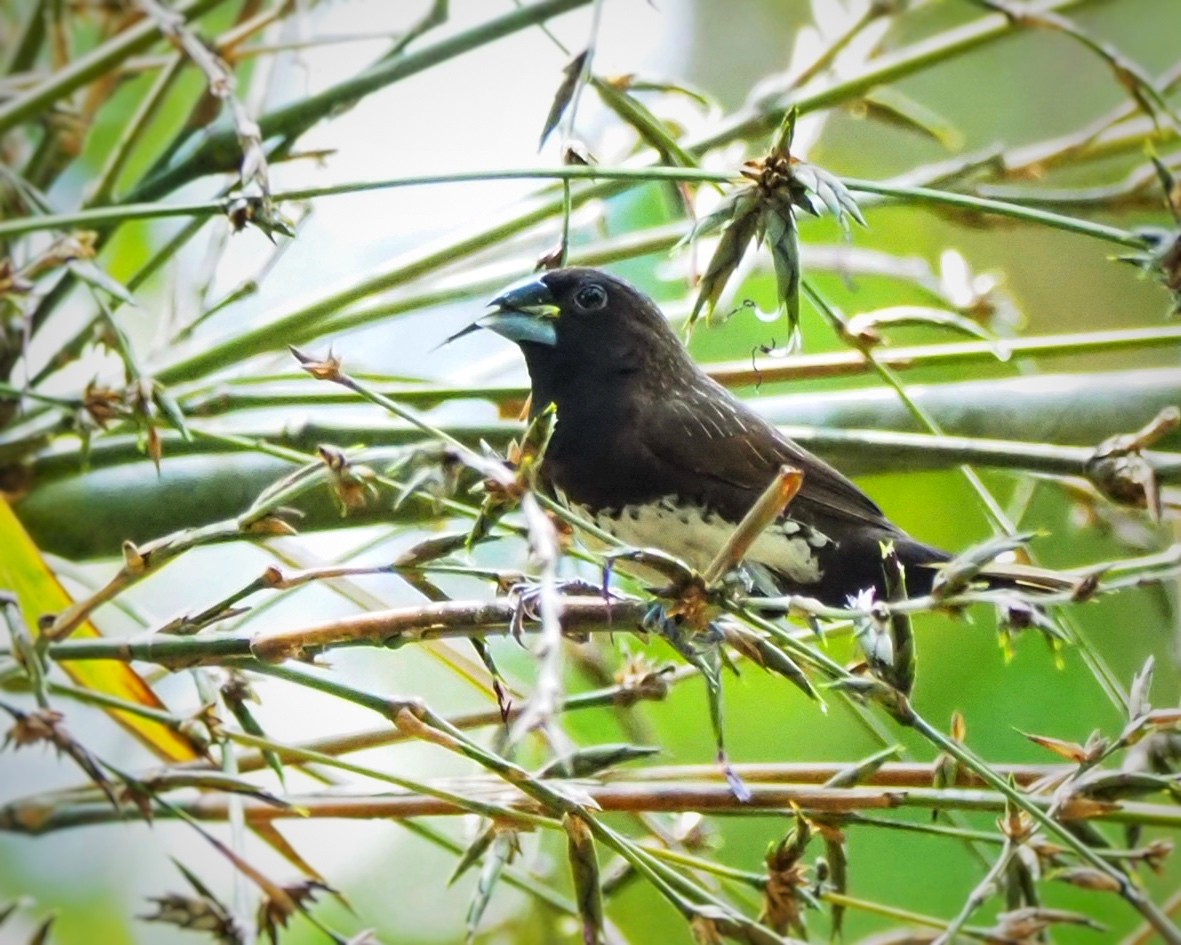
0;167;732;238
0;166;1148;248
844;178;1146;248
16;367;1181;558
0;0;227;134
125;0;595;203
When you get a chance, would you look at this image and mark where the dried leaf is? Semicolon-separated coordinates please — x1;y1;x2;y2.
1085;407;1179;520
539;50;589;149
289;345;343;381
760;811;812;937
257;879;332;944
564;813;603;945
613;654;674;705
1051;867;1122;892
318;446;380;515
143;863;246;945
1018;730;1093;764
993;906;1106;941
1;703;118;807
1057;795;1121;820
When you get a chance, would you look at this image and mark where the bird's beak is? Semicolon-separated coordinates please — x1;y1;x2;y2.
477;278;560;347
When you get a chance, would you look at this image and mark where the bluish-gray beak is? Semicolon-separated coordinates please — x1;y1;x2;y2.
478;278;559;347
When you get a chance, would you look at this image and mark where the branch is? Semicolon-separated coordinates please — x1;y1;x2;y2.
5;771;1181;835
16;370;1181;559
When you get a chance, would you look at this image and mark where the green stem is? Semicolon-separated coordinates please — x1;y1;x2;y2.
845;178;1146;248
2;0;47;75
126;0;596;203
225;730;553;829
702;0;1103;147
175;323;1181;412
89;52;188;206
0;166;1148;250
0;166;731;238
907;711;1181;945
709;324;1181;386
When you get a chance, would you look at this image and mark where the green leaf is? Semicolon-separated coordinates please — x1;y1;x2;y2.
689;190;761;327
762;197;802;350
594;77;698;169
69;259;136;306
465;831;516;940
153;383;192;442
538;743;660;778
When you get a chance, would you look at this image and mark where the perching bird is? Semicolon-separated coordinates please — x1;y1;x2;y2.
469;267;1060;607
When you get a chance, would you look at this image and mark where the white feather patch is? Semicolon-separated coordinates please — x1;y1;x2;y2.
580;495;829;583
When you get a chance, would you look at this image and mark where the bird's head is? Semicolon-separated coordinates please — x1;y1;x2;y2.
474;267;694;410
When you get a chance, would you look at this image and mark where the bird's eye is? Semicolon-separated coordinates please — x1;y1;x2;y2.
573;283;607;312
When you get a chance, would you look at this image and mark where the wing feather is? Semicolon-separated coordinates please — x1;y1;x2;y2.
638;376;898;534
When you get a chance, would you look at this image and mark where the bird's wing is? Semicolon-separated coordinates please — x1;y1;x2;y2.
639;377;895;532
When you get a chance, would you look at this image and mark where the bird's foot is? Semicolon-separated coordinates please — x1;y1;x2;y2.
506;578;625;643
641;602;723;661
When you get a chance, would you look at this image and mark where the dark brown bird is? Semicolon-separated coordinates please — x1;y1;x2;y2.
473;267;1058;606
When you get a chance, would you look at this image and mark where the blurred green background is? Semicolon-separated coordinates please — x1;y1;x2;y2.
2;1;1180;943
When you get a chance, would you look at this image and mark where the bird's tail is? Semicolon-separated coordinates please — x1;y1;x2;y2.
978;562;1078;594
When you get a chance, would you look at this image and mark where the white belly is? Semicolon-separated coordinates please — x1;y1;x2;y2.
578;495;829;583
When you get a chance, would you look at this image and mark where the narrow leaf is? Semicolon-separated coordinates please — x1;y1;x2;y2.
539;50;589;149
763;197;802;349
594;78;697;168
466;831;515;940
538;744;659;779
564;813;604;945
930;532;1037;598
689;190;761;327
69;259;136;306
0;500;198;761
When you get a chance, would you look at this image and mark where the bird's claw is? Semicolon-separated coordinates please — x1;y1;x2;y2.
507;579;624;643
641;603;723;660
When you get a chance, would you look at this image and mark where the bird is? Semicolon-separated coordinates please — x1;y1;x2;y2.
468;266;1063;607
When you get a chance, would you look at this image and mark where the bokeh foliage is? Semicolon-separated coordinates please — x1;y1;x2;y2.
2;1;1181;944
